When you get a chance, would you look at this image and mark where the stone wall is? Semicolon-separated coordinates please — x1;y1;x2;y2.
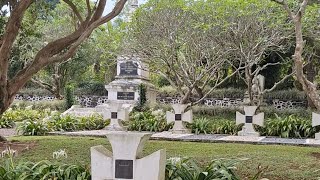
15;94;307;110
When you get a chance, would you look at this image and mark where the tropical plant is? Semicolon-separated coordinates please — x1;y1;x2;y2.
212;120;240;135
17;118;49;136
128;109;172;132
165;157;240;180
263;114;315;138
0;157;91;180
192;117;210;135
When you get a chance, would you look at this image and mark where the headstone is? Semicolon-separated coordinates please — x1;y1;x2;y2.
166;104;192;133
312;112;320;140
236;106;264;137
102;103;130;131
91;132;166;180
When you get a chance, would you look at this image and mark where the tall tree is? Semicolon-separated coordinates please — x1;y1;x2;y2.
130;0;244;105
0;0;128;114
271;0;320;111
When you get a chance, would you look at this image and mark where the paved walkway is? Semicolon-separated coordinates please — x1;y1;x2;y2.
0;128;16;137
49;130;320;147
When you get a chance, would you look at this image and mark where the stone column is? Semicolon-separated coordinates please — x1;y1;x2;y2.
91;132;166;180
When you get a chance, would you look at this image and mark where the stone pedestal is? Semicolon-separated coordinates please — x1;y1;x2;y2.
91;132;166;180
166;104;192;133
105;55;157;106
236;106;264;137
312;112;320;140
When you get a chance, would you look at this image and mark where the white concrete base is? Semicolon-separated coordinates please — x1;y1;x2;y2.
315;132;320;140
170;121;191;134
91;132;166;180
104;119;125;131
237;123;259;137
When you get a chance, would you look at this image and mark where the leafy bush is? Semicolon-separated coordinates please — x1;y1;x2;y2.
0;158;91;180
65;85;75;109
0;108;49;129
192;117;210;135
12;100;66;111
49;114;107;132
165;157;240;180
128;109;172;132
75;82;106;96
212;120;240;135
17;118;49;136
262;114;315;138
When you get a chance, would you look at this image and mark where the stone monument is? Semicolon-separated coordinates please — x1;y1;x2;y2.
312;112;320;140
166;104;192;133
91;132;166;180
236;106;264;136
105;54;157;107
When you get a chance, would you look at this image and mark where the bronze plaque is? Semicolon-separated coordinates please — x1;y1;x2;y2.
119;61;138;76
117;92;135;100
175;114;182;121
245;116;253;123
115;159;133;179
111;112;118;119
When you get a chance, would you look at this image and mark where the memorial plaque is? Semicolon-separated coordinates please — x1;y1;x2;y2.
119;61;138;76
111;112;118;119
117;92;135;100
175;114;182;121
115;159;133;179
245;116;253;123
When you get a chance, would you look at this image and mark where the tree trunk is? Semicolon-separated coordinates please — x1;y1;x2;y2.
245;66;253;106
180;88;192;104
292;12;320;111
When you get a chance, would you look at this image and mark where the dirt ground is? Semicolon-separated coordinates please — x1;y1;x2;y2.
0;141;37;155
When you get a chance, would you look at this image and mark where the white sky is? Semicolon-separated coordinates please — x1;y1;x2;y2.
104;0;146;15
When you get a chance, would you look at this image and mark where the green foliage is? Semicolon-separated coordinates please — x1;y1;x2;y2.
192;117;210;135
128;109;172;132
262;114;315;138
75;82;107;96
65;85;75;109
0;158;90;180
191;117;240;135
139;84;147;107
49;114;107;132
0;108;49;129
165;157;240;180
212;120;240;135
17;118;49;136
12;100;66;111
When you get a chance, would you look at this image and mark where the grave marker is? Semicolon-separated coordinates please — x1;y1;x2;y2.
236;106;264;137
91;132;166;180
166;104;192;133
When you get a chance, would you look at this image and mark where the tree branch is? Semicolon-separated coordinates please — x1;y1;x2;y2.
63;0;84;23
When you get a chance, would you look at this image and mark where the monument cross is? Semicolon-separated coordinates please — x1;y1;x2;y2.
166;104;192;133
236;106;264;136
91;132;166;180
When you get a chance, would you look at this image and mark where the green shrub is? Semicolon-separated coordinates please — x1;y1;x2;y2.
0;108;49;129
18;88;51;96
12;100;66;111
49;114;106;132
262;114;315;138
65;85;75;109
0;158;91;180
128;109;172;132
75;82;106;96
17;118;49;136
192;117;210;135
165;157;240;180
212;120;240;135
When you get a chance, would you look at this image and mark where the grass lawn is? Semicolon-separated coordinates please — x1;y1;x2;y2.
4;135;320;180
